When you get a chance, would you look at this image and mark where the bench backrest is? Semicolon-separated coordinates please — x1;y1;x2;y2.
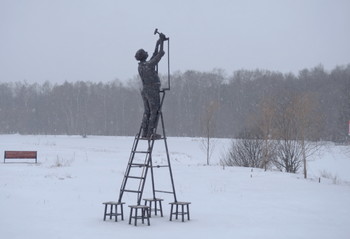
4;151;37;163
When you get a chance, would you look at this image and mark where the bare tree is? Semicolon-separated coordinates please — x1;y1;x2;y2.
200;100;218;165
272;92;321;174
290;93;321;178
220;133;265;168
258;96;277;171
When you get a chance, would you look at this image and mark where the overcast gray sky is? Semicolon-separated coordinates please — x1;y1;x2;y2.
1;0;349;84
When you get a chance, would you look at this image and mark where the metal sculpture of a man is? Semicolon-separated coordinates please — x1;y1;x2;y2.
135;32;167;139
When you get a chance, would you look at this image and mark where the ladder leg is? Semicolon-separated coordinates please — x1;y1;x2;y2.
159;111;177;202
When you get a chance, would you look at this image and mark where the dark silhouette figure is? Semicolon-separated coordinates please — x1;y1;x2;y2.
135;33;167;138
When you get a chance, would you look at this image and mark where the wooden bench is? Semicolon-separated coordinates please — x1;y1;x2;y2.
4;151;37;163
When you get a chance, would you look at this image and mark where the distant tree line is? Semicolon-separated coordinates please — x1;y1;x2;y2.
0;64;349;142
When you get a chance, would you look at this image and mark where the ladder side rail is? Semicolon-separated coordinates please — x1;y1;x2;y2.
136;154;149;204
159;90;166;110
146;91;165;200
118;127;143;202
145;90;178;201
148;140;157;200
152;90;166;136
159;111;178;202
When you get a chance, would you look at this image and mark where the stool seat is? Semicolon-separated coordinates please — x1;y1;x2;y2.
169;201;191;222
143;198;164;217
102;201;125;222
128;205;151;226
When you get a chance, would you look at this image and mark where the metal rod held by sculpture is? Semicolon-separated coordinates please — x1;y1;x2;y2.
153;28;170;91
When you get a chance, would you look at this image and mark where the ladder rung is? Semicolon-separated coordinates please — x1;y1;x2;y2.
154;190;174;194
123;189;142;193
152;165;169;168
129;163;148;167
127;176;145;179
133;150;150;154
139;137;165;141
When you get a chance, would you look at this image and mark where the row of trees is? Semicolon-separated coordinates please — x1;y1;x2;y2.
0;64;349;143
219;65;348;176
0;81;141;135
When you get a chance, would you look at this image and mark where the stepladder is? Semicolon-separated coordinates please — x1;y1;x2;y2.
103;89;191;224
117;90;178;214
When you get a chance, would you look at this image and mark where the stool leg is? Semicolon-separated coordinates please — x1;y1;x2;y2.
187;204;190;220
146;208;150;226
129;208;133;225
114;204;118;222
141;208;145;224
182;204;185;222
149;201;152;217
175;204;179;220
121;204;124;221
109;205;113;220
159;200;163;217
170;204;173;221
134;208;138;226
154;201;158;216
103;204;107;221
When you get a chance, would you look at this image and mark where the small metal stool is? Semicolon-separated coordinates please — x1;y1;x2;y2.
128;205;151;226
143;198;164;217
169;202;191;222
102;201;125;222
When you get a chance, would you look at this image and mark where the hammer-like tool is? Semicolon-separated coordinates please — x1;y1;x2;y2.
154;28;169;41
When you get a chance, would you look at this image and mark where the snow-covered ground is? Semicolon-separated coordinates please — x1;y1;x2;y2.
0;134;349;239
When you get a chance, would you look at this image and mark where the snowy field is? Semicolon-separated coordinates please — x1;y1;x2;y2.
1;134;350;239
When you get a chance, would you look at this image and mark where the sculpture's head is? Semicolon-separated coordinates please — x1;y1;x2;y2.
135;49;148;61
